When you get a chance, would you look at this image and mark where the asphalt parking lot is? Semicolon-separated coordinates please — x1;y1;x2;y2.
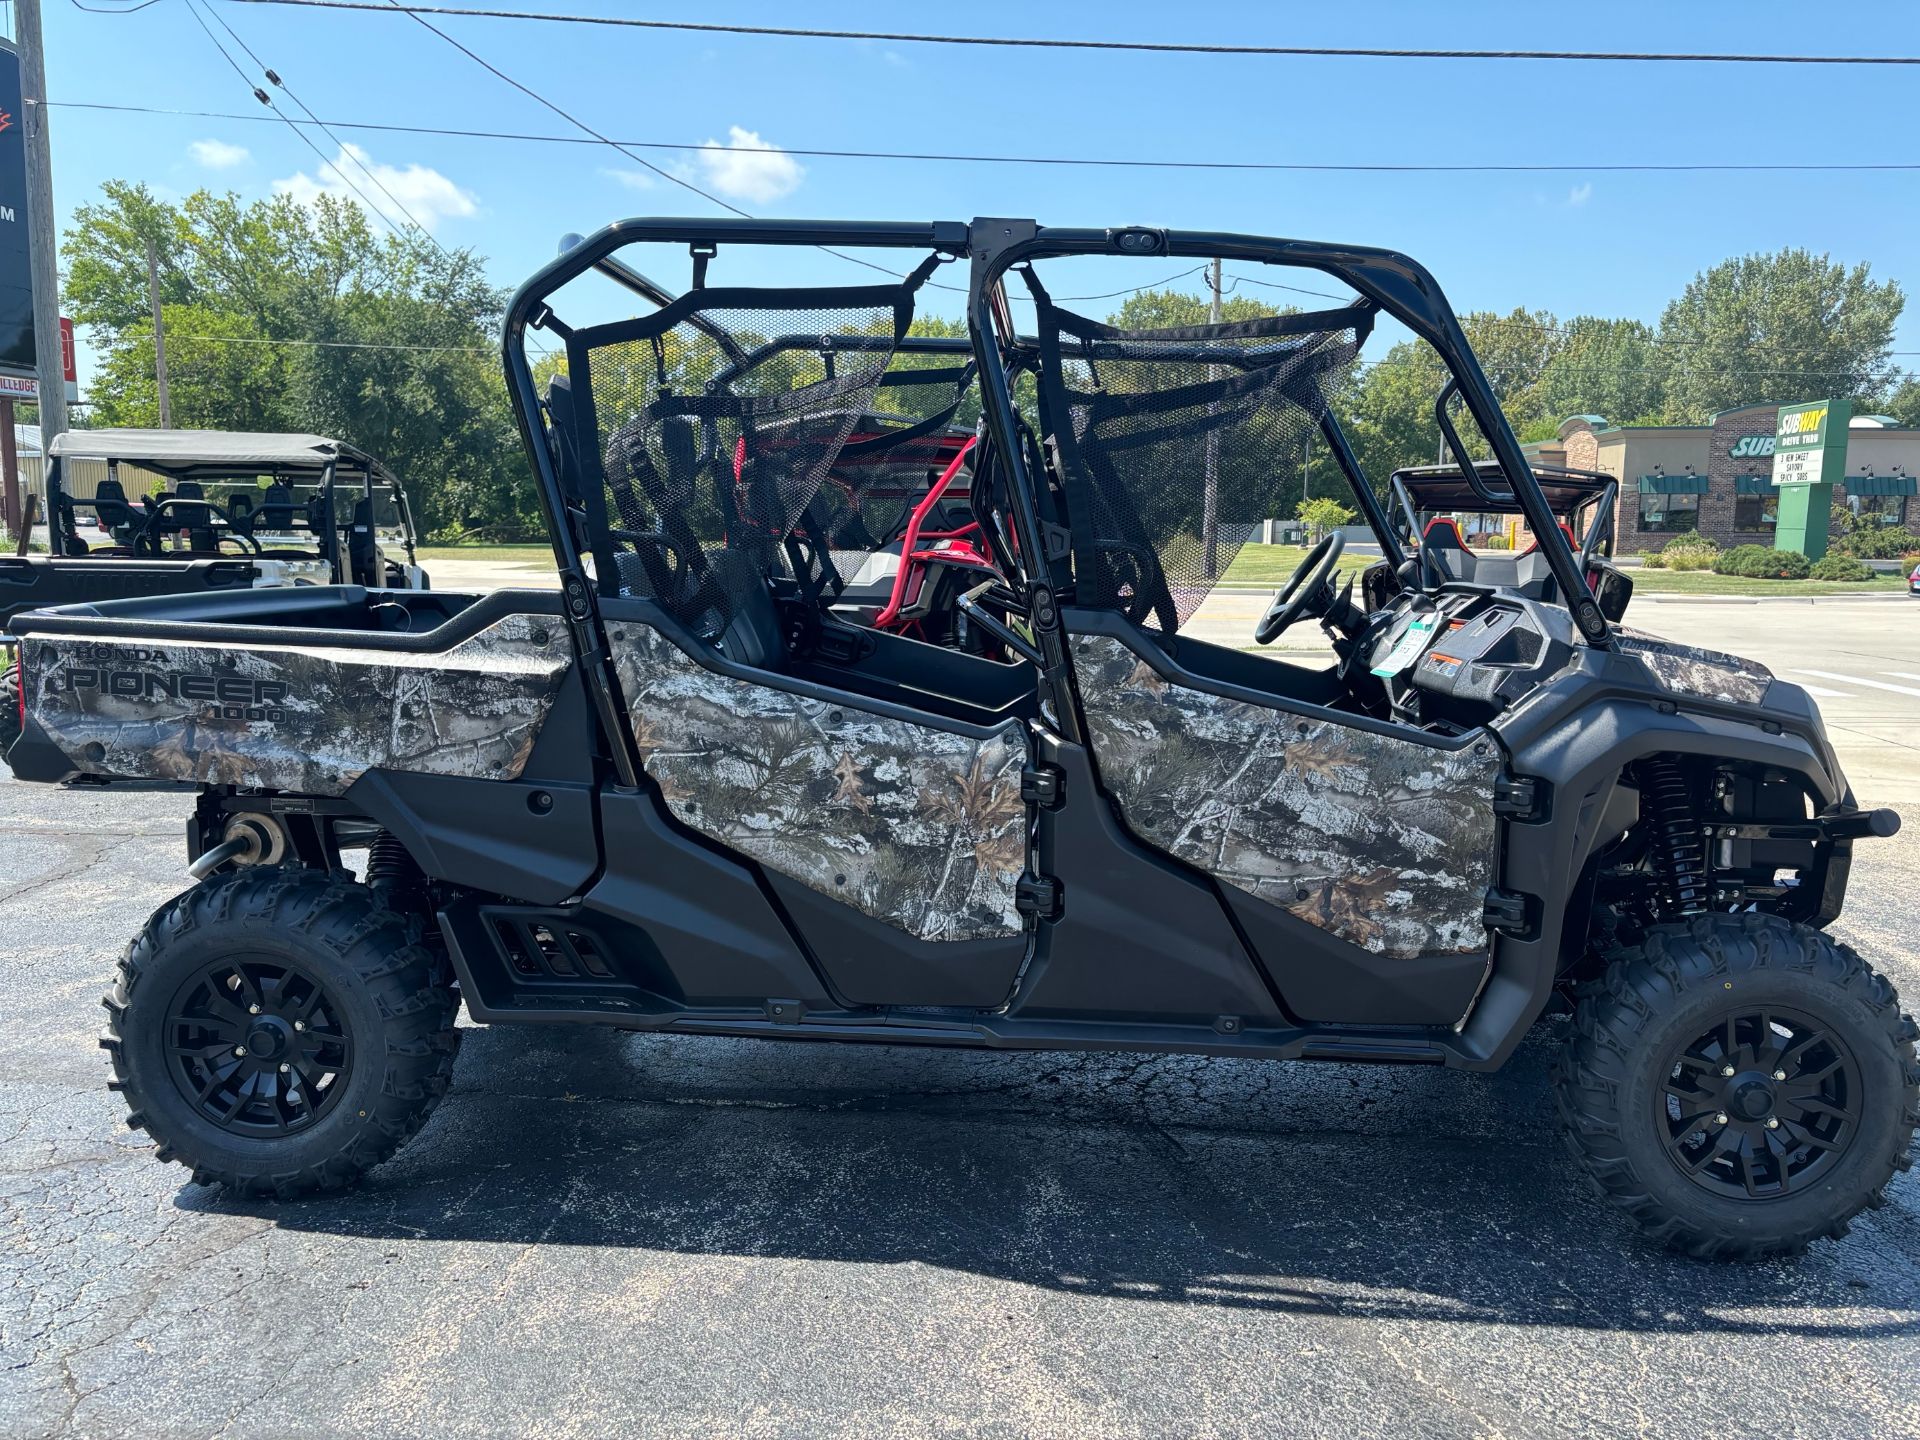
3;594;1918;1438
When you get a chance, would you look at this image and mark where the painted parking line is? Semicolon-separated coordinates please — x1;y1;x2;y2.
1789;669;1920;700
1796;684;1856;699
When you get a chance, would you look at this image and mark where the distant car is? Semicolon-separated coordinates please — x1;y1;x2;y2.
1909;560;1919;596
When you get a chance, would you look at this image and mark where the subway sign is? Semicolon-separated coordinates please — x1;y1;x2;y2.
1772;398;1851;487
1728;434;1776;459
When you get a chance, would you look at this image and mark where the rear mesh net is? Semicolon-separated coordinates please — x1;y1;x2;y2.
570;282;936;640
1030;294;1370;633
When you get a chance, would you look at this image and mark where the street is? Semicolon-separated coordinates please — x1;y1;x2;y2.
2;593;1917;1439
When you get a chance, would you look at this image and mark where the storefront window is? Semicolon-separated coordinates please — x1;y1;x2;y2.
1638;492;1700;533
1734;492;1779;531
1849;495;1909;529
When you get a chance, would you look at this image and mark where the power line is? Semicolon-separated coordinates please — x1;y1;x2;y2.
49;99;1920;176
366;0;950;293
197;0;453;254
220;3;1920;67
178;0;413;243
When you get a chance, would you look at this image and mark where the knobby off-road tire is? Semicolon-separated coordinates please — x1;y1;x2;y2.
1555;912;1919;1258
101;867;460;1198
0;663;20;759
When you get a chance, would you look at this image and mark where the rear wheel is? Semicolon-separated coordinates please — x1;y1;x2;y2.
0;662;19;759
1554;912;1919;1258
101;868;460;1198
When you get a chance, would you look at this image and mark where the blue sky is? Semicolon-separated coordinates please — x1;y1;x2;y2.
33;0;1920;388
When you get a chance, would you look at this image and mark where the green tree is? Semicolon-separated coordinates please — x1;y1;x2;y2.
64;183;536;540
1536;315;1666;425
1654;248;1905;421
1297;495;1355;541
1883;375;1920;428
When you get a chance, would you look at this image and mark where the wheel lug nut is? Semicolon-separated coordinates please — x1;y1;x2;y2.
1766;1117;1780;1129
1720;1066;1736;1078
278;1063;291;1074
248;1004;261;1015
1772;1070;1786;1081
293;1021;306;1032
1714;1112;1730;1125
234;1046;247;1057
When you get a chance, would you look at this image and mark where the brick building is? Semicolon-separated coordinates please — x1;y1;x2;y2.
1522;406;1920;554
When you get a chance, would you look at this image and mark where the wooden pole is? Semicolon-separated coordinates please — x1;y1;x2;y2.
17;0;69;448
0;396;16;538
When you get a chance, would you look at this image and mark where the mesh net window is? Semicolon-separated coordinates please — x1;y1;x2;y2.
567;268;943;640
1028;285;1373;634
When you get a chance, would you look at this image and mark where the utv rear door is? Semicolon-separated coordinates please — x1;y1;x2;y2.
558;263;1036;1009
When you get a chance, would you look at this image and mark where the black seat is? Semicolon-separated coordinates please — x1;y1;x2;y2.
347;497;380;587
258;484;295;533
89;477;137;532
224;490;256;535
173;481;211;532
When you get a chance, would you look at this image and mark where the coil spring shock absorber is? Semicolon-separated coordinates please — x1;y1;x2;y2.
364;830;422;894
1639;757;1708;916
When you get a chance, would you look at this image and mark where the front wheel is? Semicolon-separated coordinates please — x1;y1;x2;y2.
101;868;460;1198
1554;912;1919;1258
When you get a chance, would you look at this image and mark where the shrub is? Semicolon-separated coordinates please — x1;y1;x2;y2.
1642;533;1717;571
1719;546;1811;579
1712;543;1764;575
1837;526;1920;560
1809;554;1876;582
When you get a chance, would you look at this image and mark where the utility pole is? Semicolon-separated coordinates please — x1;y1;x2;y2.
17;0;68;452
145;237;172;427
1201;256;1222;577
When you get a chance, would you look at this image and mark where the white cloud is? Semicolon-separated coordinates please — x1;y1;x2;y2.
693;127;804;204
1566;181;1594;208
273;143;477;231
600;167;657;192
189;138;251;170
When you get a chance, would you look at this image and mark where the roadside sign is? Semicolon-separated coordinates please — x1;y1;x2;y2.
1771;399;1850;487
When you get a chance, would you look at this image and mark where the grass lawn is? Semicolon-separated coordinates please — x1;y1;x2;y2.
1219;544;1379;587
415;544;553;565
1624;567;1908;597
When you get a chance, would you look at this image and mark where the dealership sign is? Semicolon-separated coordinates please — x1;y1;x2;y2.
1772;398;1851;487
0;41;33;382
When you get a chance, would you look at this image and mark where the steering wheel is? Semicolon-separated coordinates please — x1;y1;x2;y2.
1254;530;1344;645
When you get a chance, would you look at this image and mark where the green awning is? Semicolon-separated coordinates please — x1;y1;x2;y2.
1639;474;1710;495
1734;474;1773;495
1846;475;1917;497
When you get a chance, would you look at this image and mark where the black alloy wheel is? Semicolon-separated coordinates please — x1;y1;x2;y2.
165;957;354;1137
1657;1005;1860;1201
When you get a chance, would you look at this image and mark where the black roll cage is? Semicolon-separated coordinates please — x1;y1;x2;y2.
501;217;1609;768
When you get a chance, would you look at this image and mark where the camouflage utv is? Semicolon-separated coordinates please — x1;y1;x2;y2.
7;219;1913;1258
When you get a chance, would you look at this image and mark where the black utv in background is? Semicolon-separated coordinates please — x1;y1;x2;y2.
1;429;426;753
8;218;1914;1258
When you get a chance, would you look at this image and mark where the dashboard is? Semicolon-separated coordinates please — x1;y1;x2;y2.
1362;587;1574;728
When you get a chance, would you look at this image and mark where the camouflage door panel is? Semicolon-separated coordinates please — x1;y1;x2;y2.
23;614;569;793
1612;628;1772;706
610;624;1028;942
1071;635;1501;959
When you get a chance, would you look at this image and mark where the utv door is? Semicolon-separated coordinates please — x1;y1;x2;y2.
1025;291;1503;1024
558;265;1035;1010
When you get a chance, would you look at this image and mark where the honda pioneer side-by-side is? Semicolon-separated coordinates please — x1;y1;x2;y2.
8;219;1913;1257
1;429;427;753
